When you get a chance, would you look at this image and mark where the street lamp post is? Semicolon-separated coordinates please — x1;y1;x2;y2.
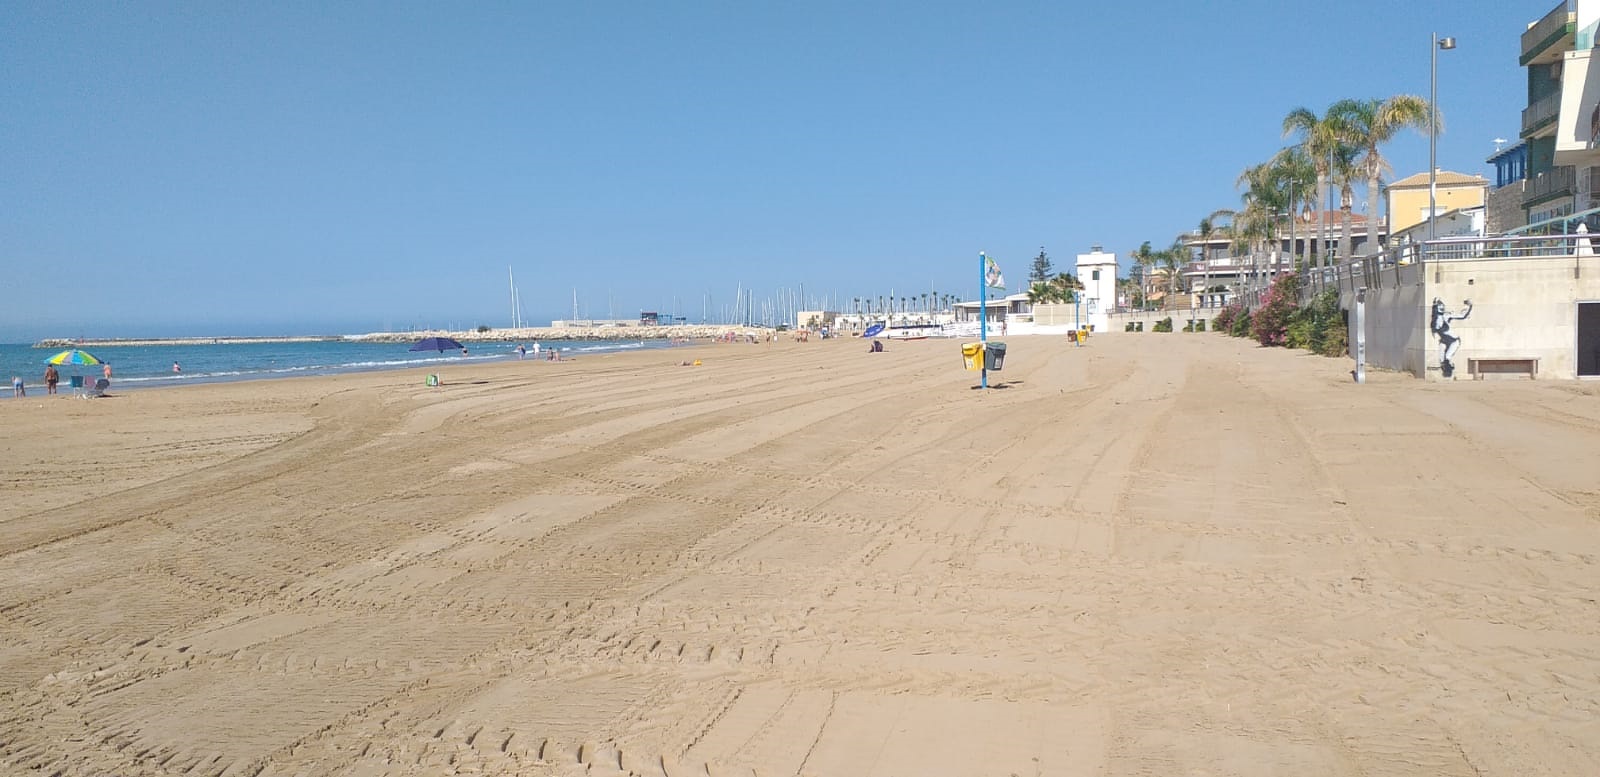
1429;33;1456;244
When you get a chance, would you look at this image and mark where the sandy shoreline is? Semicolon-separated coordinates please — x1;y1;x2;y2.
2;334;1598;775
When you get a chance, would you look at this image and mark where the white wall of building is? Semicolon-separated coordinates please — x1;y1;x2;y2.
1075;247;1119;332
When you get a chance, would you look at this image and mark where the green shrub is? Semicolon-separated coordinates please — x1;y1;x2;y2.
1194;319;1206;332
1275;288;1349;356
1306;290;1348;357
1250;273;1300;347
1230;308;1252;337
1212;304;1237;333
1125;322;1136;332
1285;305;1315;350
1153;316;1174;333
1318;311;1348;357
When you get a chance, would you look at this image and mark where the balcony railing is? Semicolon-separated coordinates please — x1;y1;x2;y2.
1522;90;1561;136
1522;0;1575;64
1524;166;1576;206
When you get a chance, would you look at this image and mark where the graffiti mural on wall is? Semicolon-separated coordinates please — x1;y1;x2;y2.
1430;298;1473;378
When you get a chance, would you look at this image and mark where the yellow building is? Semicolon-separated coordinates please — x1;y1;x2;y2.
1386;170;1490;236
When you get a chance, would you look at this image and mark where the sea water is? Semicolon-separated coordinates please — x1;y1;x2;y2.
0;338;673;397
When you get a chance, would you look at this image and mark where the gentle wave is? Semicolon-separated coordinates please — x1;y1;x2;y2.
2;338;675;392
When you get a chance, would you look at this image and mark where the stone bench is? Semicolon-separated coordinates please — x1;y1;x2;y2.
1467;357;1539;380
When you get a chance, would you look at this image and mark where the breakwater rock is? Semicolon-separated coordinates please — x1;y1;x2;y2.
350;325;772;343
36;325;773;349
34;335;348;348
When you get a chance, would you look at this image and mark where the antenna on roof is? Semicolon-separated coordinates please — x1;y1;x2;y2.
1492;137;1508;151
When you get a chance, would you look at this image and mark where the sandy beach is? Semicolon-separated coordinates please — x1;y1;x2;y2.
1;333;1597;776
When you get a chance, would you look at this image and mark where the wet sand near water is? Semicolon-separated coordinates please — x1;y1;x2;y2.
1;334;1598;776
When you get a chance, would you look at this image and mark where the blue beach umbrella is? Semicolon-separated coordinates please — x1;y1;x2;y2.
409;337;465;353
44;348;105;366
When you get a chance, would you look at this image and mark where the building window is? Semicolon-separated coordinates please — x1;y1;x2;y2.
1092;269;1100;281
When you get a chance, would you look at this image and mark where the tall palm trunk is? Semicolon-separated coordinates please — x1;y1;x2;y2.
1338;183;1354;264
1313;171;1328;277
1366;170;1382;257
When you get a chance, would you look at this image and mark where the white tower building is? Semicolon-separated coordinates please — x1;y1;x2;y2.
1075;245;1119;332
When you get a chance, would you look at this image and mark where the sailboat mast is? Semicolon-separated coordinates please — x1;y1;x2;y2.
509;266;517;329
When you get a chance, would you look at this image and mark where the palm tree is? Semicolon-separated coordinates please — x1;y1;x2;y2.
1195;214;1217;308
1162;238;1185;304
1331;146;1360;264
1284;105;1353;274
1052;272;1080;304
1332;95;1433;256
1196;207;1243;307
1234;161;1283;294
1131;240;1157;309
1265;147;1316;270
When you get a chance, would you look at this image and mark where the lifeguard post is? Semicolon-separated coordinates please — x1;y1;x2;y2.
1076;246;1118;332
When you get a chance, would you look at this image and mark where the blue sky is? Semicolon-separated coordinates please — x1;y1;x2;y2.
2;0;1533;338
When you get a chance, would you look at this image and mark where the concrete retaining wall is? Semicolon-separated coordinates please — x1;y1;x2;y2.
1334;254;1600;379
1335;263;1427;376
1424;256;1600;379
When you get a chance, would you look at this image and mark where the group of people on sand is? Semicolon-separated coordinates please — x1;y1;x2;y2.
513;342;560;361
15;362;112;397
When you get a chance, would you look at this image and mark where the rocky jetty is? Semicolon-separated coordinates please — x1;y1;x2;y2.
37;325;771;349
349;325;770;343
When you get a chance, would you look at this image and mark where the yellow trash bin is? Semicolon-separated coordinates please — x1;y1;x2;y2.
1078;326;1090;342
961;342;983;371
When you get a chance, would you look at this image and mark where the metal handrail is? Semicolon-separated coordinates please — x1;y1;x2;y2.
1522;91;1561;134
1286;233;1594;302
1193;233;1593;307
1525;166;1576;203
1348;234;1590;268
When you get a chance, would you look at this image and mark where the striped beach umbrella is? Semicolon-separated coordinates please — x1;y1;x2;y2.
44;348;105;366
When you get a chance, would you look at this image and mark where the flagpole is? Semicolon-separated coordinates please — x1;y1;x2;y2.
979;252;988;390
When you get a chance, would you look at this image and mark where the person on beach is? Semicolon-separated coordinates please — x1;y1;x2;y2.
531;341;541;357
103;363;112;381
172;362;182;373
44;365;59;394
516;344;526;359
12;376;24;397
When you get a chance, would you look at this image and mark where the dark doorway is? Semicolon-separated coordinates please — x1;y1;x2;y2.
1580;302;1600;377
